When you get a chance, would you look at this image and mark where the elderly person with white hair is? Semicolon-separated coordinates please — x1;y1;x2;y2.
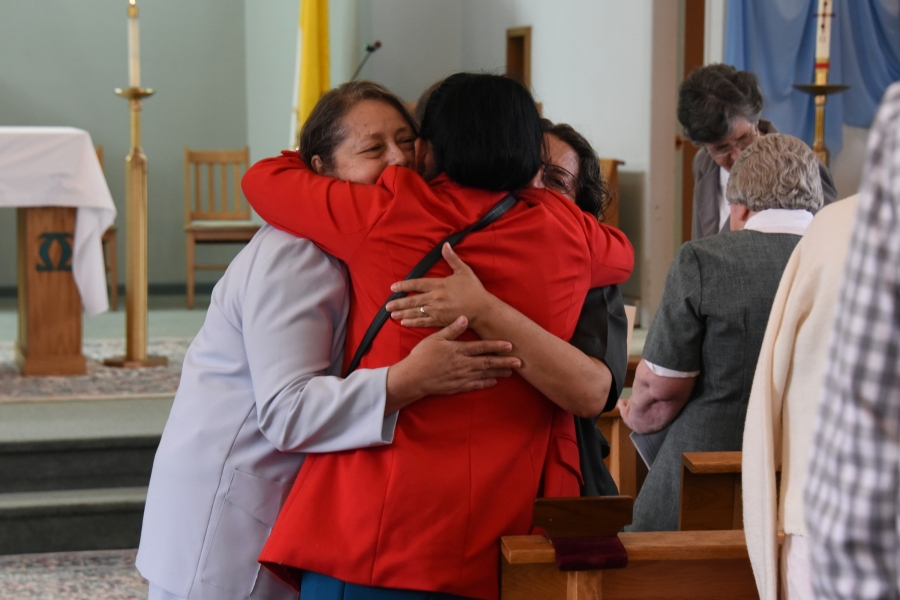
619;133;824;532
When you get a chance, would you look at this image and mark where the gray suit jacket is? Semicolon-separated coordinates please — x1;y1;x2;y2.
629;230;801;531
691;121;838;239
137;226;397;600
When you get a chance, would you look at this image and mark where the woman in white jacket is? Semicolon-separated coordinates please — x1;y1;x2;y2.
137;82;521;600
742;194;858;600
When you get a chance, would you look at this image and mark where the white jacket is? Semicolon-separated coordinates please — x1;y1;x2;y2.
137;225;397;599
742;197;858;600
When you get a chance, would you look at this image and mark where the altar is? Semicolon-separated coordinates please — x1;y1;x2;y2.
0;127;117;375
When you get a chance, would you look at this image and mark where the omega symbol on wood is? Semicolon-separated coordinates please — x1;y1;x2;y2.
36;232;73;272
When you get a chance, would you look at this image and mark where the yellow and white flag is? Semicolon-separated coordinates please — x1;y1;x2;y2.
290;0;330;148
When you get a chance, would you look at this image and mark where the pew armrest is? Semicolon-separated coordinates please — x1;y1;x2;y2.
682;451;742;474
501;530;750;565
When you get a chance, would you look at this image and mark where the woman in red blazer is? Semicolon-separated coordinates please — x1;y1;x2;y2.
244;74;634;600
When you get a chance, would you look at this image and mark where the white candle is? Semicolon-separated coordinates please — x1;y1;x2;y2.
815;0;832;65
128;0;140;88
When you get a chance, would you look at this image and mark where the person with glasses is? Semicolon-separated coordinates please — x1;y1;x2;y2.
678;64;837;239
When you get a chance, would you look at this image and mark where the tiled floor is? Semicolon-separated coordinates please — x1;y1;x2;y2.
0;550;147;600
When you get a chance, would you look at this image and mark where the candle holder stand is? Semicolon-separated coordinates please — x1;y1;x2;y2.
794;59;848;167
104;87;168;368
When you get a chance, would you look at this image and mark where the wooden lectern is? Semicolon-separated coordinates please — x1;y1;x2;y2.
16;207;86;375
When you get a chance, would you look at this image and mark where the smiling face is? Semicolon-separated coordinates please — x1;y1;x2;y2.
313;99;417;184
530;133;581;202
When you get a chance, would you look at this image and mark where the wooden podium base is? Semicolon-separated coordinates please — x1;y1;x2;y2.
15;345;86;377
16;207;86;376
103;355;168;368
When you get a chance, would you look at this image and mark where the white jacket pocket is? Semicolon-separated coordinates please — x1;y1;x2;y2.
200;470;289;596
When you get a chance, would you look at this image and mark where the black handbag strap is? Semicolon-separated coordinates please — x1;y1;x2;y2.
346;193;518;375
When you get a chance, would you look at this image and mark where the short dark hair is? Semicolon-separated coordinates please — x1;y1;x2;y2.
677;64;763;145
299;81;417;171
419;73;542;191
413;79;443;128
541;119;610;220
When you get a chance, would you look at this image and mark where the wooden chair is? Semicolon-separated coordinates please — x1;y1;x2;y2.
599;158;624;228
183;146;259;308
95;146;118;311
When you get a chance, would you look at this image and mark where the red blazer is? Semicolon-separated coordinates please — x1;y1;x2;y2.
243;152;633;599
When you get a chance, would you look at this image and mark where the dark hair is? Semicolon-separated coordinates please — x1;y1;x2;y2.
419;73;542;191
677;64;763;145
541;119;610;220
299;81;418;171
413;79;444;128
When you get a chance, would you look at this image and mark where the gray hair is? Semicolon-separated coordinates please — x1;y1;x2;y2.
726;134;823;213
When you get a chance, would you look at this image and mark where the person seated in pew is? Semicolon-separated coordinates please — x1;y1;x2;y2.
618;133;824;532
742;193;859;600
678;63;837;239
386;117;629;497
136;81;525;600
243;73;634;600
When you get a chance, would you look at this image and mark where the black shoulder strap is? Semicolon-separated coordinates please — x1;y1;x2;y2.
345;193;518;375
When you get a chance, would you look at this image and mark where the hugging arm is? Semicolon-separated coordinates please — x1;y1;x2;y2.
387;244;620;419
583;215;635;287
240;151;396;261
242;235;520;454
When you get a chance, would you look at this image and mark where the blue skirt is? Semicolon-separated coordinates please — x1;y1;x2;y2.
299;572;476;600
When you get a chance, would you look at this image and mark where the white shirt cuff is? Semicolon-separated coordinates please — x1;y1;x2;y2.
644;360;700;378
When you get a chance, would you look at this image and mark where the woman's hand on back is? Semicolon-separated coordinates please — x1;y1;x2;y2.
384;316;521;414
386;244;495;328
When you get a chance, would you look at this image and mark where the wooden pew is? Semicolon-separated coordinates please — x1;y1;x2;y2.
679;452;743;531
501;530;758;599
597;407;638;499
679;451;782;531
624;354;640;388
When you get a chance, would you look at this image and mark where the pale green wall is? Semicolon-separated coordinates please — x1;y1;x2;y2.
243;0;366;165
0;0;248;288
244;0;298;161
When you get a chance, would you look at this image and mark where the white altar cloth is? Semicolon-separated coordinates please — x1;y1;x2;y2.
0;127;117;316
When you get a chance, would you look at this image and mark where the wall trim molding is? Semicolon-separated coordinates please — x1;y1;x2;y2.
0;283;216;299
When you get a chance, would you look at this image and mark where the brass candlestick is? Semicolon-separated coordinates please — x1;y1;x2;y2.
104;87;168;368
793;80;849;167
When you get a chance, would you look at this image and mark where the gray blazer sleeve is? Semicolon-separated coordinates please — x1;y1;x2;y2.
643;243;705;373
240;232;396;454
570;286;628;413
570;286;628;496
